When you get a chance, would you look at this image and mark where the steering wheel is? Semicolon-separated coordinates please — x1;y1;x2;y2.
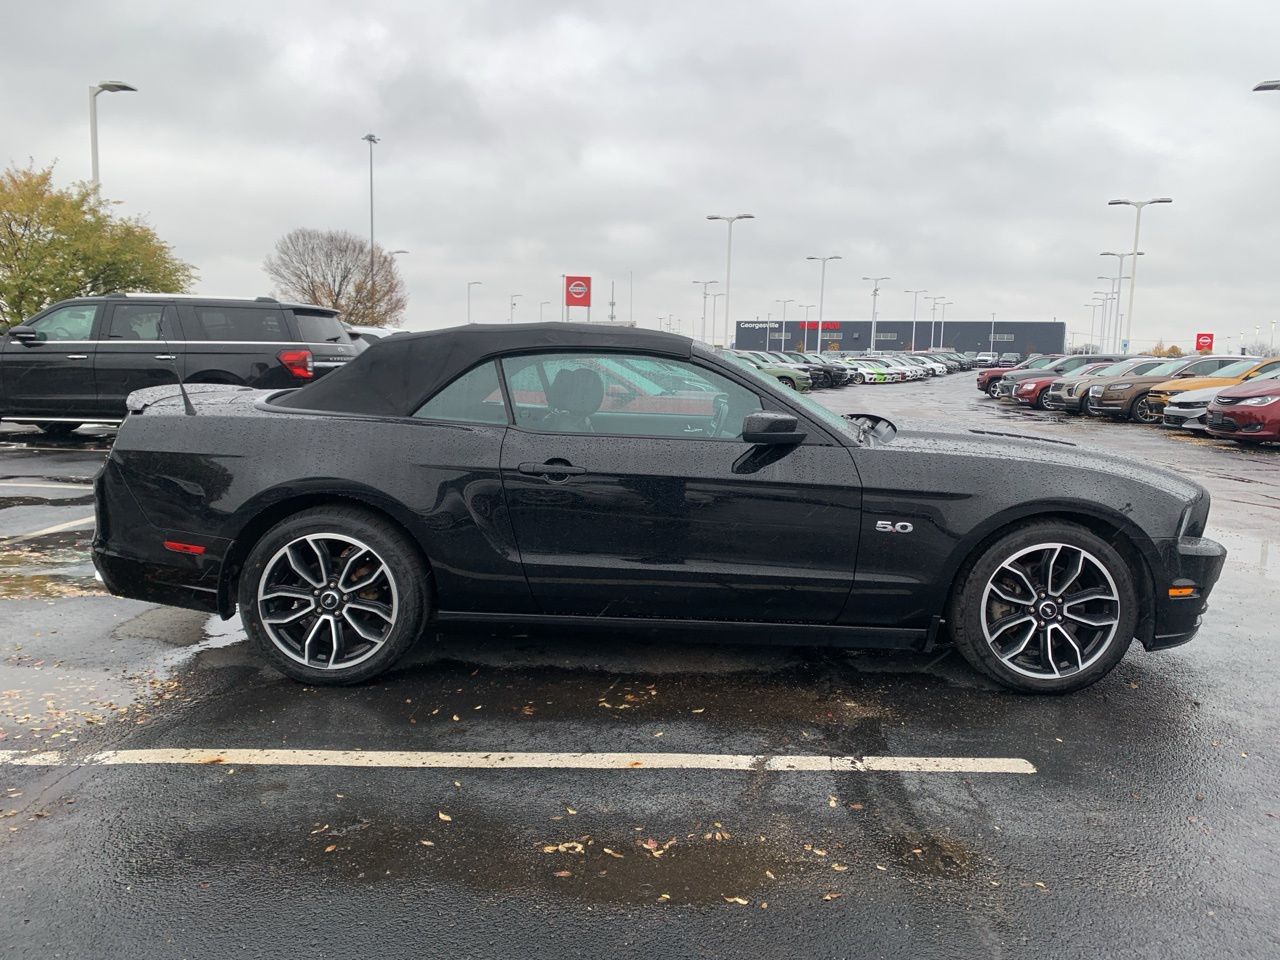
49;325;73;340
707;393;730;438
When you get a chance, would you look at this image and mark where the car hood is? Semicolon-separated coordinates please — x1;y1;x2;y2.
1216;377;1280;400
891;425;1201;501
1085;373;1170;389
1002;366;1063;381
1151;375;1244;393
1166;386;1225;405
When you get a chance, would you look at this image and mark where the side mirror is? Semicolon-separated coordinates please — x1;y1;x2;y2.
742;411;806;445
8;325;39;342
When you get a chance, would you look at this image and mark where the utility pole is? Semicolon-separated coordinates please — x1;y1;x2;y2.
362;133;380;304
692;279;718;341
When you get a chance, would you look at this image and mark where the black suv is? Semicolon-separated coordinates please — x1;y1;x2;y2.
0;294;357;435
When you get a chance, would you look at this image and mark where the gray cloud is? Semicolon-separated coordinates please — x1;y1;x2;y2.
4;0;1279;350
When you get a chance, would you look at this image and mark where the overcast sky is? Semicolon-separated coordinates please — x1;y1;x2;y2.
5;0;1280;350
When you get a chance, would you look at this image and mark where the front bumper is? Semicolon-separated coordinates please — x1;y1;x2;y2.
1145;535;1228;650
1085;388;1133;415
1205;407;1280;440
1162;406;1208;430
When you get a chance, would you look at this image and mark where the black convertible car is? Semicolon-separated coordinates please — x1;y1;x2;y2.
93;323;1226;693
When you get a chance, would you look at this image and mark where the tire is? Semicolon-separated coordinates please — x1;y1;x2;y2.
947;521;1137;693
1032;389;1051;410
852;372;865;385
778;376;796;390
987;381;1002;399
36;422;81;437
1130;393;1161;425
238;505;431;685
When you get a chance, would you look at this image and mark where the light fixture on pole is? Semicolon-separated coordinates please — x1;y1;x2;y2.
706;214;755;347
539;300;551;322
1108;198;1171;352
466;281;481;324
904;289;927;350
361;134;380;294
937;300;954;348
709;292;725;345
1254;80;1280;92
89;80;137;188
806;255;842;351
508;293;523;323
692;279;718;342
925;296;946;350
862;277;890;353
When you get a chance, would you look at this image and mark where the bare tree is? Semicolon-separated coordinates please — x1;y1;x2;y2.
263;228;406;327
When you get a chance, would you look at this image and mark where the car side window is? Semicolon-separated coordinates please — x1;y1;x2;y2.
193;306;288;341
1248;360;1280;377
27;304;99;341
500;352;762;439
411;361;507;425
105;304;175;341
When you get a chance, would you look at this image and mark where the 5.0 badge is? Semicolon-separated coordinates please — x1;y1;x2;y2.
875;521;914;534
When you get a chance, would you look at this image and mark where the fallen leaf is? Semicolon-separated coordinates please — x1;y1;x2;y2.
723;896;749;905
691;708;705;714
419;840;434;847
553;870;572;878
764;869;776;880
828;796;838;808
849;803;864;811
451;714;460;721
642;838;659;851
602;848;624;859
875;864;887;871
438;811;452;822
812;848;828;857
658;893;670;902
566;806;577;815
628;761;643;768
453;781;461;788
324;844;337;853
309;824;330;835
823;892;842;902
832;863;848;872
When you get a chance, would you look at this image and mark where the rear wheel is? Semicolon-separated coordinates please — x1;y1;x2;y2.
948;521;1137;693
238;506;430;685
1130;393;1161;424
35;422;81;437
777;376;796;390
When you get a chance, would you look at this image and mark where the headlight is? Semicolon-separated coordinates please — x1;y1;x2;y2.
1107;383;1132;391
1240;396;1280;406
1162;390;1183;398
1019;382;1036;392
1089;385;1102;395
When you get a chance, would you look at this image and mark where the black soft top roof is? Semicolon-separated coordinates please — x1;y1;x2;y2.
274;322;696;417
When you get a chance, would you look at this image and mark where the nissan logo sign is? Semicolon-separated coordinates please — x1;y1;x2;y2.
568;281;588;298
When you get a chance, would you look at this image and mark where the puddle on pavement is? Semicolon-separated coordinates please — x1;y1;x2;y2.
0;531;104;600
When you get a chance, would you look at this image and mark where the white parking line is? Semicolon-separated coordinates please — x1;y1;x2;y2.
0;515;96;545
0;748;1036;774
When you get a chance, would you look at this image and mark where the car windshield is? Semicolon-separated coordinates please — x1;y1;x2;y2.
1212;359;1259;378
1146;359;1188;377
1092;360;1139;376
1024;356;1058;369
728;358;866;444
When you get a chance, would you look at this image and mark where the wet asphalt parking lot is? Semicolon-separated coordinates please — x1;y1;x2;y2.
0;376;1276;960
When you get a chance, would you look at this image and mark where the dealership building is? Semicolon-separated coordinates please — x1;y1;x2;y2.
732;318;1066;356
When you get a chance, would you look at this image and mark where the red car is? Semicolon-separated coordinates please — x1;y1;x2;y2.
975;354;1062;396
1205;375;1280;444
1012;362;1111;410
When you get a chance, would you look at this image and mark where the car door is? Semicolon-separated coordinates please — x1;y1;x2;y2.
0;302;101;418
93;302;183;415
497;350;861;622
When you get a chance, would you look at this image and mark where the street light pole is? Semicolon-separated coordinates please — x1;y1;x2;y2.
1084;303;1101;352
709;293;725;345
88;81;137;189
904;289;927;350
692;279;718;342
707;214;755;347
925;296;945;350
540;300;551;322
466;281;481;324
508;293;523;323
989;313;997;353
1108;198;1171;351
806;255;842;351
1092;291;1112;349
362;134;380;295
938;300;954;348
1100;252;1141;351
862;277;890;353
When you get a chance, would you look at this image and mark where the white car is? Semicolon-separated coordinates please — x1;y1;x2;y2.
1161;385;1225;431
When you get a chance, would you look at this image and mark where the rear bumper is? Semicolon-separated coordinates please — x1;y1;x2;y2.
92;459;230;615
1144;535;1228;651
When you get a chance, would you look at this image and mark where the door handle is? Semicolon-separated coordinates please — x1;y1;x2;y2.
154;354;176;360
65;354;88;360
517;461;586;477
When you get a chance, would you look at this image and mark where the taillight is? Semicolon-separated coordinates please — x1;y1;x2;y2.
277;348;314;379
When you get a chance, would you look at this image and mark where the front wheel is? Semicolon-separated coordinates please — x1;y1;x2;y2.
987;381;1002;399
948;521;1137;693
777;376;796;390
238;506;431;685
1130;393;1161;424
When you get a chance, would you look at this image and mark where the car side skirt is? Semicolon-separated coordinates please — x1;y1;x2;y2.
434;611;928;651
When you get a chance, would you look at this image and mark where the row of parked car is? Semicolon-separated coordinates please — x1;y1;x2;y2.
723;349;974;390
977;351;1280;445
